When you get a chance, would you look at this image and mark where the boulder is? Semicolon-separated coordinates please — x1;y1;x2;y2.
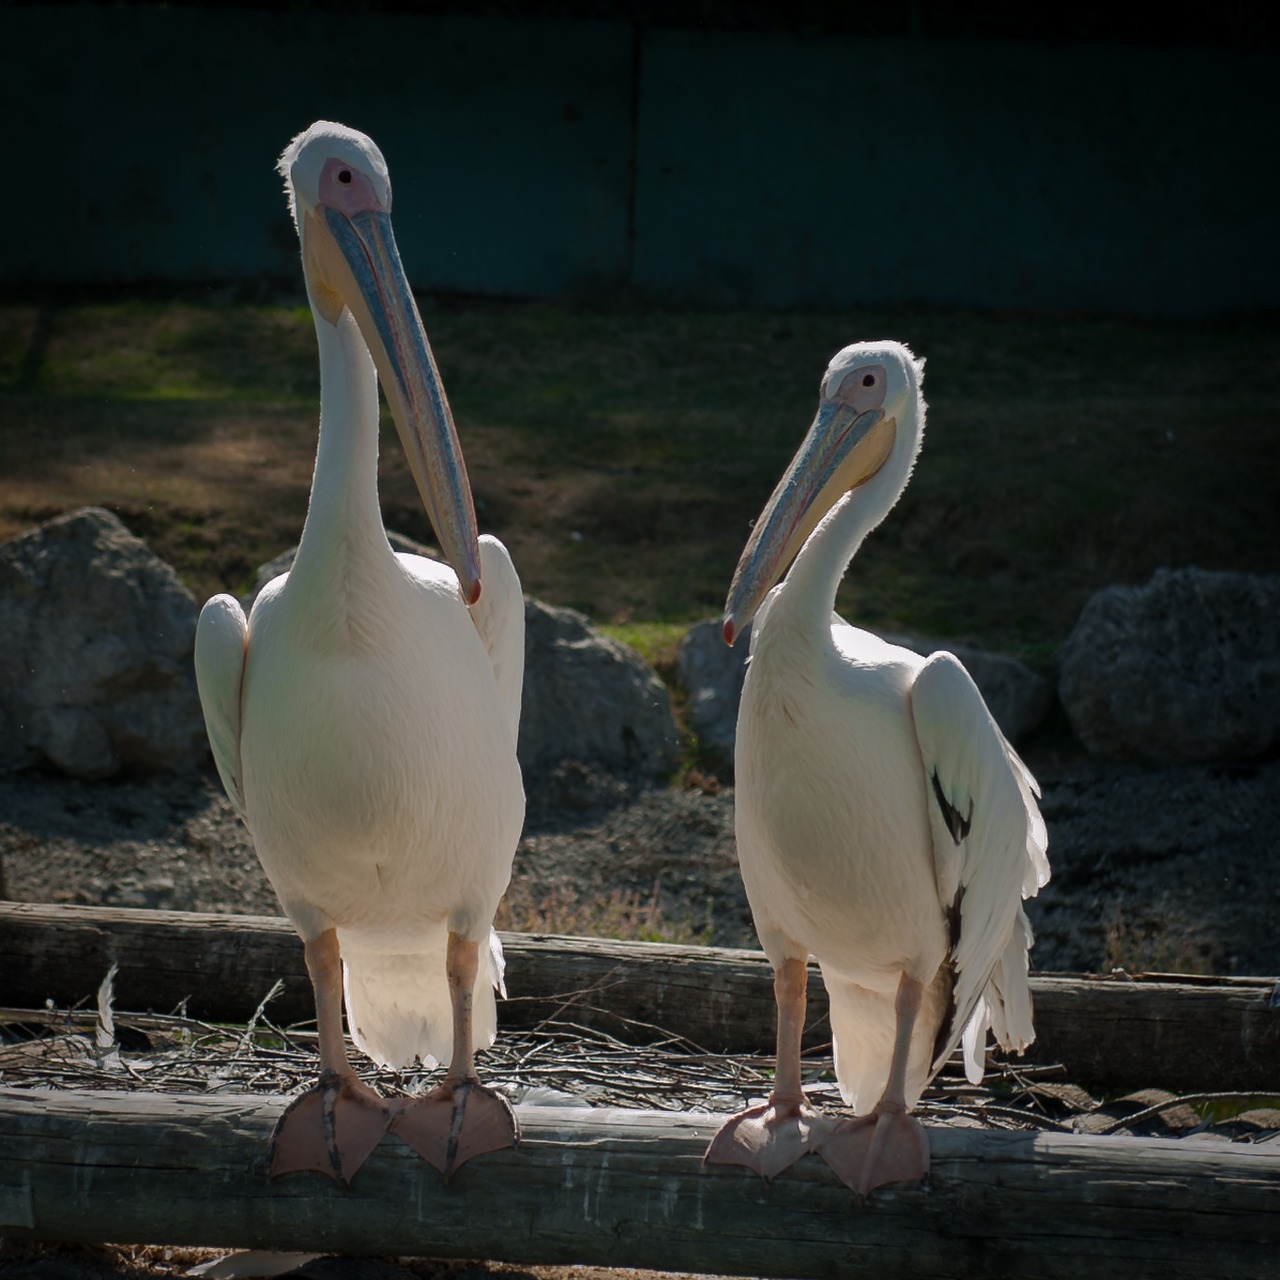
520;599;680;782
677;616;1051;772
0;508;206;778
1058;567;1280;763
675;618;752;765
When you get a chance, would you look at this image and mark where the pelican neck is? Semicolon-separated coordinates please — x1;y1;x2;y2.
774;410;921;639
292;305;395;584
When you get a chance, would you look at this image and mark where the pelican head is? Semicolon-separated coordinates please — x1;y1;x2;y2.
723;340;925;645
279;121;482;604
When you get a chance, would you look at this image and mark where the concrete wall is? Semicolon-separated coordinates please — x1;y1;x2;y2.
5;7;1277;315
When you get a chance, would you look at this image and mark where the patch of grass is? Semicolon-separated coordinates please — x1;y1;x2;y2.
495;880;714;946
1101;899;1224;976
2;298;1277;660
598;620;689;676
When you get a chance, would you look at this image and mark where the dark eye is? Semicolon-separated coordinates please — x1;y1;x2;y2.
338;169;353;185
862;373;876;387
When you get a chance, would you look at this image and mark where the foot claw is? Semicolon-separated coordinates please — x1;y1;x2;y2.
391;1079;518;1180
269;1070;396;1185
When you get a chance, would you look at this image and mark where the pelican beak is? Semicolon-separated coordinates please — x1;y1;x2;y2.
304;205;482;604
723;400;897;645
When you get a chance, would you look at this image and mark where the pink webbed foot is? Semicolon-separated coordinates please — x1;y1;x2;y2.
269;1069;397;1185
704;1098;835;1182
814;1104;931;1197
391;1078;519;1180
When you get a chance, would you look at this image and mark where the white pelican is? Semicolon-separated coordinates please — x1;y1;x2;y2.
194;122;525;1185
705;341;1049;1196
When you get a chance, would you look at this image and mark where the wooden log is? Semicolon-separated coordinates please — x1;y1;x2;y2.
2;902;1277;1093
1;1088;1277;1279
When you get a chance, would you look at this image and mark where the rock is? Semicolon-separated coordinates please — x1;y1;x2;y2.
0;507;207;778
675;618;752;766
520;599;680;783
1058;567;1280;763
676;616;1051;772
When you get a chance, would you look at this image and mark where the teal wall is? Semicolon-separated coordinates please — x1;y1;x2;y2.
5;7;1277;315
633;31;1279;313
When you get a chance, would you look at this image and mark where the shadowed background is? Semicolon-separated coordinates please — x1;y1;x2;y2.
4;2;1278;314
1;0;1277;662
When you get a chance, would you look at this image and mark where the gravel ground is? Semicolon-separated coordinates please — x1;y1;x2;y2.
2;748;1277;978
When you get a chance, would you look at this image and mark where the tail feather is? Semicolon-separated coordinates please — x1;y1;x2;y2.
985;907;1036;1053
954;907;1038;1083
822;967;951;1113
340;929;505;1070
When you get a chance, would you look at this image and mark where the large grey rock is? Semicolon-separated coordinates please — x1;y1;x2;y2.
677;616;1052;771
0;507;206;778
520;599;680;782
1058;567;1280;763
675;618;752;764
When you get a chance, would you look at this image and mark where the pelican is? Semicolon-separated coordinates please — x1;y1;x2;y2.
194;121;525;1185
705;341;1049;1197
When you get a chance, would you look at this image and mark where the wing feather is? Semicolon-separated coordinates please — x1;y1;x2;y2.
193;593;249;822
468;534;525;746
909;651;1049;1082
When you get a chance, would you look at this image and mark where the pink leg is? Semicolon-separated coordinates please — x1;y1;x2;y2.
815;972;932;1197
705;957;832;1180
269;929;396;1185
391;932;518;1180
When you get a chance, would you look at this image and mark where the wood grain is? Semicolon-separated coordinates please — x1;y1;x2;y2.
2;902;1277;1092
0;1088;1277;1278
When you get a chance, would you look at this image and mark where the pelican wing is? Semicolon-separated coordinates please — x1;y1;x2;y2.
194;593;250;822
469;534;525;745
909;651;1049;1082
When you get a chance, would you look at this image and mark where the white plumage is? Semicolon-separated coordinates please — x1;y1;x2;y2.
194;121;524;1184
706;340;1049;1196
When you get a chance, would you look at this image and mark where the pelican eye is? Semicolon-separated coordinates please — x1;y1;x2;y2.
338;169;353;185
862;373;876;387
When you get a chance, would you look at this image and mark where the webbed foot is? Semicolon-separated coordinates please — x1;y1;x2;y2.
269;1069;397;1185
704;1098;833;1182
391;1078;518;1180
814;1105;930;1197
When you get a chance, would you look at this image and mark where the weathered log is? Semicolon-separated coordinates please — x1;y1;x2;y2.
2;902;1277;1092
1;1088;1277;1279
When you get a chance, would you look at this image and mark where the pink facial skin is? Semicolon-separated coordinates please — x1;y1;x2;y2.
318;156;389;217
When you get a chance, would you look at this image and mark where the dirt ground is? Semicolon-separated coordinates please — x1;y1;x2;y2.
2;743;1277;979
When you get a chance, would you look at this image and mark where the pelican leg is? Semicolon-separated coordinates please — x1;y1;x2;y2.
704;957;828;1180
815;973;931;1197
391;931;518;1180
270;929;397;1185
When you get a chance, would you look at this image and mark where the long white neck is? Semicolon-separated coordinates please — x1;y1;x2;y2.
777;405;922;634
291;305;392;589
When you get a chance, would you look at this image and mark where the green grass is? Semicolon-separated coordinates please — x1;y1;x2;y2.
598;620;689;675
495;880;715;946
2;298;1277;664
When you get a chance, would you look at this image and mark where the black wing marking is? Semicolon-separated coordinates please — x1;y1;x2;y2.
929;772;974;1071
931;769;973;845
932;883;966;1068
